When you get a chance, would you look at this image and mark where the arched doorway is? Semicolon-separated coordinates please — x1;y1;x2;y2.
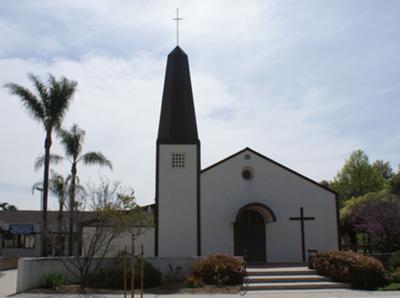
234;203;276;263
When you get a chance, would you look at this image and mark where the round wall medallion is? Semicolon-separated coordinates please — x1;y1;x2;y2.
242;167;254;180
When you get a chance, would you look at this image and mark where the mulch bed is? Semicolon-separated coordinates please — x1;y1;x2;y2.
27;283;241;294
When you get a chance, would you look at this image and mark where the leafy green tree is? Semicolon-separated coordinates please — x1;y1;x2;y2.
4;73;77;253
390;166;400;195
331;150;386;204
372;160;394;181
341;191;400;252
319;180;331;189
36;124;112;255
0;202;17;210
61;178;152;289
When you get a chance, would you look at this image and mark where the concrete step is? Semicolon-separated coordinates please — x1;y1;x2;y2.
245;274;330;283
243;266;350;290
242;281;350;290
246;266;316;276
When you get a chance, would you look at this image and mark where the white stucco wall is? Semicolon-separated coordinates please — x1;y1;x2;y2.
158;144;198;257
17;257;80;293
82;227;155;257
201;148;338;263
16;256;197;292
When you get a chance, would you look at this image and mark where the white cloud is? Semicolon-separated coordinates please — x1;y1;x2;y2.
0;0;399;209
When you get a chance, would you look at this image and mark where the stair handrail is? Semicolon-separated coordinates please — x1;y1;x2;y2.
239;256;248;296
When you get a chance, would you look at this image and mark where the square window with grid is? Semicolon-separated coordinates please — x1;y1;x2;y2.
171;153;185;168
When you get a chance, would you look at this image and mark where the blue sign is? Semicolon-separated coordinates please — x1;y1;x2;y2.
9;224;34;235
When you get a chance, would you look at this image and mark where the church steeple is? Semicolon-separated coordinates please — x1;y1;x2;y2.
155;46;201;257
157;46;199;144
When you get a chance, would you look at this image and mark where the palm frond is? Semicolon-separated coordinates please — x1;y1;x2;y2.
47;75;77;129
58;124;85;160
65;174;73;187
49;171;65;192
49;170;67;207
31;181;43;195
80;152;113;169
34;154;64;171
4;82;45;124
27;73;49;110
75;184;85;194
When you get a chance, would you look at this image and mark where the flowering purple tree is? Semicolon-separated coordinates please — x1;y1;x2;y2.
348;192;400;252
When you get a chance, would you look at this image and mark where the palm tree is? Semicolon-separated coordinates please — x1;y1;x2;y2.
5;73;77;255
33;170;85;256
33;171;68;232
37;124;112;255
50;172;67;219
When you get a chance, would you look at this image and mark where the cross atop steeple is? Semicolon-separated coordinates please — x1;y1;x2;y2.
172;8;183;45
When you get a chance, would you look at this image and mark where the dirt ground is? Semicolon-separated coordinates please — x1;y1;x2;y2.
27;283;241;295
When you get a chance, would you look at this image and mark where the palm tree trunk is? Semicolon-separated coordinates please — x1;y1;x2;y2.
68;164;77;256
41;130;52;256
58;197;64;255
58;201;63;233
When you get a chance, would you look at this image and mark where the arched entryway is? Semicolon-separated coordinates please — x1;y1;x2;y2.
234;203;276;263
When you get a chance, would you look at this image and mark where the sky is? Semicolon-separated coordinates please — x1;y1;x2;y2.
0;0;399;210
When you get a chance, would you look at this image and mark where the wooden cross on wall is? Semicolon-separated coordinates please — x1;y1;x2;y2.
290;207;315;262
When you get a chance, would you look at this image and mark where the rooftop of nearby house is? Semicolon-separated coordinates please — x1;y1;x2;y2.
0;205;155;232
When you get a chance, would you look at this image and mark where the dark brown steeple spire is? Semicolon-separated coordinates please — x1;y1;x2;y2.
157;46;199;144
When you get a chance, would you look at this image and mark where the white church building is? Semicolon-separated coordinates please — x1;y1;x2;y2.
151;46;340;264
0;46;339;264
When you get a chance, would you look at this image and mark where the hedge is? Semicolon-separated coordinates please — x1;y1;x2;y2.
311;250;385;289
191;253;244;286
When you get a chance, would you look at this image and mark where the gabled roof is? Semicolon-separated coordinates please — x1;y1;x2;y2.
201;147;336;195
157;46;199;145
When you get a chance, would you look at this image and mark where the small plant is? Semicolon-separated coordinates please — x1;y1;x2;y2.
192;253;244;286
165;264;182;288
185;275;204;288
44;272;65;290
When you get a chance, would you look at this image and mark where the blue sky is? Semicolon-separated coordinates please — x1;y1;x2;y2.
0;0;399;210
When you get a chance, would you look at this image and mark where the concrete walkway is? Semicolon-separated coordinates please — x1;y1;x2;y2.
0;269;17;297
11;290;400;298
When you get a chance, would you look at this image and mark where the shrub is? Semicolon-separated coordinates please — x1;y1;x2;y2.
164;264;183;289
44;272;64;290
312;251;364;282
312;250;385;289
379;283;400;291
391;268;400;283
88;258;162;289
165;264;182;282
350;258;385;290
388;250;400;271
192;253;244;286
369;253;394;268
185;275;205;288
